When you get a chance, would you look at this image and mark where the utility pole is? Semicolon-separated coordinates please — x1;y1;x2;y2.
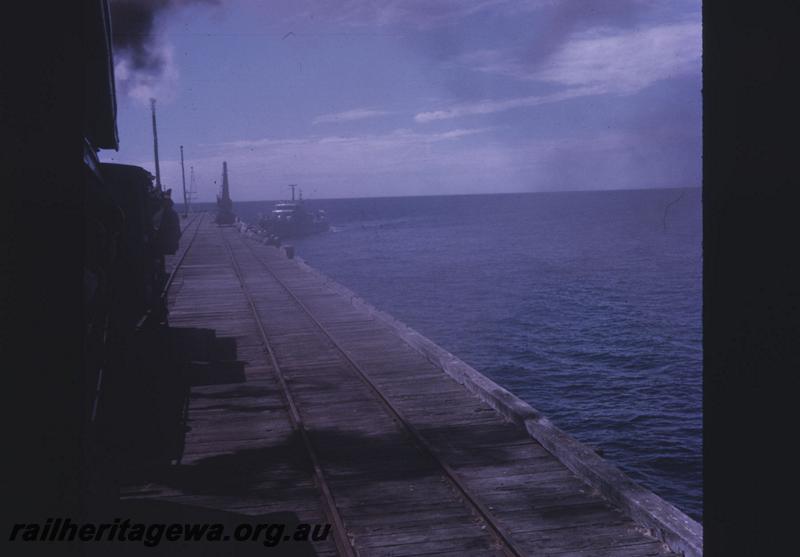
150;98;162;191
180;145;188;217
187;166;195;213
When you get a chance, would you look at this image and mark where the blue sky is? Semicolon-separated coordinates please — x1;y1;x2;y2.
101;0;701;202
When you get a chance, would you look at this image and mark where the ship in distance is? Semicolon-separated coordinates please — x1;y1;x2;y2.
258;185;329;240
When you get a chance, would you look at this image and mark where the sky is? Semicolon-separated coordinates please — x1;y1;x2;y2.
100;0;702;202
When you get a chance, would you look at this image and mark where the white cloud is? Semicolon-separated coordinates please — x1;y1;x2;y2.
312;108;392;125
474;21;702;91
414;87;599;123
535;21;701;93
418;22;700;122
265;0;547;30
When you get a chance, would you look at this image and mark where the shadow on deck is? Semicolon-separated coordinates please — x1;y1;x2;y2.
91;326;247;490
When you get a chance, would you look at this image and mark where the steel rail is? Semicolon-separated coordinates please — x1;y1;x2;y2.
236;234;526;557
219;228;357;557
160;212;204;303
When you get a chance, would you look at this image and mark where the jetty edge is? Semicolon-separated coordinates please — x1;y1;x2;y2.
238;220;703;557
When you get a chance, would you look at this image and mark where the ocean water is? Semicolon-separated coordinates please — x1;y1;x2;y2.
197;187;703;522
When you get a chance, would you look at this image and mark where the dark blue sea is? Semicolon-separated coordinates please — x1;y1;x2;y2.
191;187;702;522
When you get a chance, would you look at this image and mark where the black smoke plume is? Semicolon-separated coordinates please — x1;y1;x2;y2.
109;0;219;87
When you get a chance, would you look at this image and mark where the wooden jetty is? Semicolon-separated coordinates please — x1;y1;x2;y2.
122;214;702;556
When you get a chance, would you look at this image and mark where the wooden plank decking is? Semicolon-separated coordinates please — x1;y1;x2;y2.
121;214;699;556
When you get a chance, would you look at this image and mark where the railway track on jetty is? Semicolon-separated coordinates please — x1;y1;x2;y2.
124;214;696;557
220;224;526;557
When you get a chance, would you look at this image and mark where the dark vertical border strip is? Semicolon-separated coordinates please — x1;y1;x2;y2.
703;1;799;555
2;2;85;550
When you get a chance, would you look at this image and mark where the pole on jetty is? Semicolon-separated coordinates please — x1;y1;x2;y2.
180;145;188;217
222;161;229;201
150;98;162;191
188;166;195;213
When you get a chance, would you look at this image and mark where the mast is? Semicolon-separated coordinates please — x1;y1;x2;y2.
180;145;187;216
150;98;162;191
289;184;297;201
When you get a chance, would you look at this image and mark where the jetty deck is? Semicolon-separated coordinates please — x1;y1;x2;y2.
121;214;701;556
